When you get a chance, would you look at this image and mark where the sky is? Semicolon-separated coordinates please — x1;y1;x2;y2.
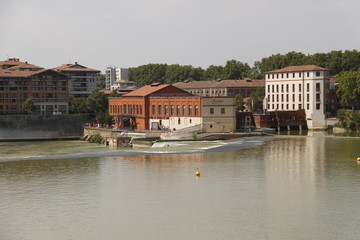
1;0;359;72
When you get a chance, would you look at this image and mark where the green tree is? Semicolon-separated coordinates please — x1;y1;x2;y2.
235;94;245;111
223;60;251;79
204;65;224;80
164;64;192;84
87;89;109;114
23;97;36;114
97;74;105;89
97;112;114;125
129;64;168;86
246;87;265;112
336;71;360;109
69;96;89;114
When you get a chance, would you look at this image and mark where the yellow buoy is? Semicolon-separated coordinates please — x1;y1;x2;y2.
357;157;360;162
195;168;200;176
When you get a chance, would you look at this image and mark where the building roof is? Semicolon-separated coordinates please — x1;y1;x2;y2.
53;62;100;73
173;79;265;89
0;69;66;78
0;58;27;68
266;65;328;73
123;83;171;97
7;63;44;71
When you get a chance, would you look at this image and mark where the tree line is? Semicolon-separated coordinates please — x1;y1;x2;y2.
128;50;360;86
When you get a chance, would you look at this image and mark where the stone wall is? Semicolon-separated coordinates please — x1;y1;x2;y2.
0;114;93;141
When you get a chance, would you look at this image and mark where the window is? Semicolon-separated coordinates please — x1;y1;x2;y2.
210;108;214;114
124;104;127;114
307;83;310;92
221;108;225;114
272;95;274;102
307;104;309;110
182;105;186;115
316;71;320;77
281;85;284;92
298;84;301;92
316;93;320;102
164;105;168;115
276;85;279;93
152;105;155;115
158;105;162;115
316;83;320;92
292;84;295;92
178;118;181;124
307;72;310;77
299;94;301;101
272;85;274;92
276;95;279;102
316;103;320;110
299;72;302;78
286;104;289;109
286;94;289;102
281;95;284;102
286;84;289;92
292;94;295;102
171;105;174;115
195;105;199;116
177;105;180;115
299;104;302;109
188;105;192;116
268;85;270;92
292;73;295;78
140;105;142;115
307;94;309;102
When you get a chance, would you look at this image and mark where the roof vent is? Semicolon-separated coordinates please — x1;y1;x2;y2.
150;82;161;87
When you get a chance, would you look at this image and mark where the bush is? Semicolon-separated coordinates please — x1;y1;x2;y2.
336;109;360;130
88;134;104;144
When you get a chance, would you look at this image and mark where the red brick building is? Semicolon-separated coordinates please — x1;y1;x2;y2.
109;83;236;132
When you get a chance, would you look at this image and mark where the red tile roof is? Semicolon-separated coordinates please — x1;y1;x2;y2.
123;84;171;97
173;79;265;89
0;58;27;68
53;63;100;72
7;63;44;71
266;65;328;73
0;69;65;78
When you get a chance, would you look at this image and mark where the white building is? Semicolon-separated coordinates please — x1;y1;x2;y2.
264;65;330;130
105;67;129;90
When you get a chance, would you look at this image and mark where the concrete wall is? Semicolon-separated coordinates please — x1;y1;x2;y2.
0;114;93;140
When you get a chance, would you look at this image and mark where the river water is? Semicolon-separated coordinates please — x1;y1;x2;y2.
0;134;359;240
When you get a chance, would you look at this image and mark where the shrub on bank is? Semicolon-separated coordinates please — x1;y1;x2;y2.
88;134;104;144
336;110;360;131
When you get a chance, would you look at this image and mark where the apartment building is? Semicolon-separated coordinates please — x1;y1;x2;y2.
108;83;236;132
264;65;330;129
105;67;129;90
54;62;100;98
0;58;69;114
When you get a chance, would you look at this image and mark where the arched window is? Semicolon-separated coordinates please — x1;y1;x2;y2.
164;105;168;115
188;105;192;116
124;104;127;114
176;105;180;115
171;105;174;115
158;105;162;115
182;105;186;116
194;105;198;116
152;105;156;115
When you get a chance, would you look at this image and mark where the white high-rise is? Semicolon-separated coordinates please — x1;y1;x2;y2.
264;65;330;130
105;67;129;90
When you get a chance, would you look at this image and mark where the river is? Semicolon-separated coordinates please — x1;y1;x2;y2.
0;134;359;240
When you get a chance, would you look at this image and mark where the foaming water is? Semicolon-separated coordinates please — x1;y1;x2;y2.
0;137;273;162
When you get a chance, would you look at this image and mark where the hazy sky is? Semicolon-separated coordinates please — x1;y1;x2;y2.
1;0;359;72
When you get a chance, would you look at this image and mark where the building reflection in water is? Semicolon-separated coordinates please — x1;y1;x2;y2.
262;135;326;237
